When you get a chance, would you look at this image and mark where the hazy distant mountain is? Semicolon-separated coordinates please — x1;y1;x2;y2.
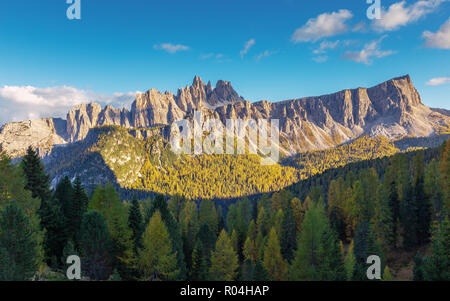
1;75;449;159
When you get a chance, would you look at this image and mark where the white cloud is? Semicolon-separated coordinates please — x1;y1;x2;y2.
426;77;450;85
352;22;367;32
0;86;139;126
313;40;340;54
256;50;276;61
312;56;329;63
341;36;395;65
240;39;256;58
291;9;353;43
373;0;448;32
423;17;450;49
201;53;225;60
154;43;190;54
200;53;214;59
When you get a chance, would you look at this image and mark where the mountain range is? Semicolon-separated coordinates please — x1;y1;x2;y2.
0;75;448;160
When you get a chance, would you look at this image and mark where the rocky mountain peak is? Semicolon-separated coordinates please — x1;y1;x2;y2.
0;75;448;159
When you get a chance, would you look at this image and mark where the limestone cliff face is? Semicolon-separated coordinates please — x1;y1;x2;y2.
0;118;68;158
0;75;448;158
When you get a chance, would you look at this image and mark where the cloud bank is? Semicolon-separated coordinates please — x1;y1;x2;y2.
0;85;139;126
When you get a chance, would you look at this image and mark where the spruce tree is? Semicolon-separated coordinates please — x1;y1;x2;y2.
414;152;431;245
54;176;74;226
423;218;450;280
40;197;67;266
79;210;113;280
128;195;143;254
190;240;208;281
291;202;328;280
344;240;356;281
352;221;382;281
0;202;40;280
317;227;345;280
90;184;134;279
400;179;418;249
372;183;394;253
441;140;450;216
413;252;424;281
72;177;88;247
196;223;216;262
280;202;296;262
241;259;255;281
199;199;218;235
21;146;51;206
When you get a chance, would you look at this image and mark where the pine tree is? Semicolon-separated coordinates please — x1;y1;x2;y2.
414;152;431;245
179;200;199;268
423;218;450;281
197;223;216;262
400;179;418;250
0;153;39;212
256;206;270;237
40;197;67;266
291;197;304;234
190;240;208;281
209;229;239;281
317;227;345;280
109;269;122;281
425;159;444;221
243;236;257;263
72;177;88;248
263;228;287;281
62;240;77;265
382;266;393;281
90;184;134;279
20;146;51;206
344;240;356;281
254;261;269;281
79;210;113;280
352;221;382;281
145;194;186;279
385;163;400;247
0;201;40;280
230;229;239;254
241;259;255;281
0;153;44;268
372;183;394;253
199;199;218;235
413;252;424;281
54;176;74;227
138;211;179;281
441;140;450;216
128;195;143;254
291;203;328;280
280;202;296;262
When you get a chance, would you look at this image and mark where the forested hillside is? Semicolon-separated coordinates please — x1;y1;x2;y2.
0;139;448;281
44;125;429;200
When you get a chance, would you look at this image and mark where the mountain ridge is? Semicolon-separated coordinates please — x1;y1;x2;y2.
1;75;449;158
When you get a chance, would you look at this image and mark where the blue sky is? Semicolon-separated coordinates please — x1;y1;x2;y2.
0;0;449;124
